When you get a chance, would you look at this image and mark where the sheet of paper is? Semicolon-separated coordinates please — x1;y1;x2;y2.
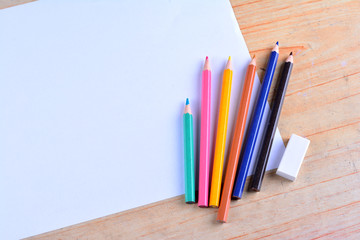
0;0;285;239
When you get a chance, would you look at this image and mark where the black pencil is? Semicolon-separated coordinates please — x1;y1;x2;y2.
249;52;294;191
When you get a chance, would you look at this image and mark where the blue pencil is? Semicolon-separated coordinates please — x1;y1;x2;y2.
232;42;279;199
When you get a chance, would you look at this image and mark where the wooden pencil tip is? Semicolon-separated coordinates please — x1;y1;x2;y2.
184;99;192;114
286;53;294;63
272;42;279;53
204;56;210;70
250;56;256;66
226;56;232;70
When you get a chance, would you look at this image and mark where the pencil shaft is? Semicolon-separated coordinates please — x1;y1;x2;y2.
250;61;293;191
184;112;195;203
217;62;256;222
199;69;211;207
210;68;232;207
233;49;278;199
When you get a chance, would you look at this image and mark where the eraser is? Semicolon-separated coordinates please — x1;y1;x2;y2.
276;134;310;181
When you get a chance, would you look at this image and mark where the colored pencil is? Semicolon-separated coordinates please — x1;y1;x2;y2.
209;57;233;207
198;56;211;207
217;56;257;222
249;52;293;191
183;98;195;203
232;42;279;199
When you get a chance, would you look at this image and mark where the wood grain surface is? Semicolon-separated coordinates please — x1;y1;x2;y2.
2;0;360;239
0;0;34;10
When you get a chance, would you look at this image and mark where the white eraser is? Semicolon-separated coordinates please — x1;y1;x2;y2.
276;134;310;181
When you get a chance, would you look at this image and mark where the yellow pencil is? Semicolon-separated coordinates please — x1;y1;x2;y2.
210;57;233;207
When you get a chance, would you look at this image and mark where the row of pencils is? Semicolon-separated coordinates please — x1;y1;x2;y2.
183;42;294;223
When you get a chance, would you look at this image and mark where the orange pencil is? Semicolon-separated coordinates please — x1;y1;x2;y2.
217;56;257;222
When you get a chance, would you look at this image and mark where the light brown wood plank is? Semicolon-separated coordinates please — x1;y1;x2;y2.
0;0;35;9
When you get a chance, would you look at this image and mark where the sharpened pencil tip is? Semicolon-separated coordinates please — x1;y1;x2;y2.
184;98;192;114
204;56;210;70
226;56;232;70
250;55;256;66
252;54;256;59
286;53;294;63
272;42;279;53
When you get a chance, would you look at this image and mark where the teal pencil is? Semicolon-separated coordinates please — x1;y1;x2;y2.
183;98;195;203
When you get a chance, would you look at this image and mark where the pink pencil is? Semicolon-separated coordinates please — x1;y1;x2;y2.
198;56;211;207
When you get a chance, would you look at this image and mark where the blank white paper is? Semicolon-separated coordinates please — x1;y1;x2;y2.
0;0;285;239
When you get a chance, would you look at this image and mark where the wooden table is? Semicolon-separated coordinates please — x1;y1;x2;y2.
3;0;360;239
